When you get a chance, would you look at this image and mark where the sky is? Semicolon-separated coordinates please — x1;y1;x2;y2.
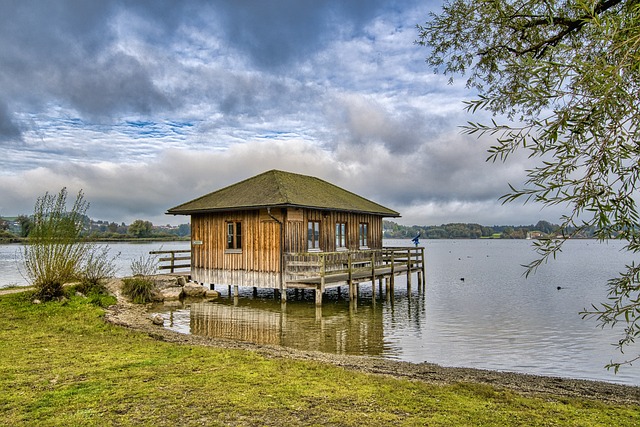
0;0;563;227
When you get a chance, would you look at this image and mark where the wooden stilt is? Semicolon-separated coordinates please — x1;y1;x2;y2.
233;285;239;297
315;287;322;306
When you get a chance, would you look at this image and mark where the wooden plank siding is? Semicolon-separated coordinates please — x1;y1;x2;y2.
191;209;283;288
190;207;385;289
298;210;383;253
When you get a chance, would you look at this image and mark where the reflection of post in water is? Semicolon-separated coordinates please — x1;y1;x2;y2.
189;300;385;356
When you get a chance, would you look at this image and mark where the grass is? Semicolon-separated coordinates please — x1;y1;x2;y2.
0;292;638;427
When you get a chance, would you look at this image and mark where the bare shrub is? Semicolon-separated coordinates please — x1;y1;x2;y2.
121;252;158;304
130;252;158;277
22;188;89;301
77;245;120;295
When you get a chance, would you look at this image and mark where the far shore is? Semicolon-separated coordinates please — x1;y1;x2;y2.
0;236;190;244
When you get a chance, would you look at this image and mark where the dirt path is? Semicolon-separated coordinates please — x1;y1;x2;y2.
101;279;640;406
0;286;33;296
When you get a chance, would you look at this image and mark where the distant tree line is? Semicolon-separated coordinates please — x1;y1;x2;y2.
0;214;190;242
383;220;594;240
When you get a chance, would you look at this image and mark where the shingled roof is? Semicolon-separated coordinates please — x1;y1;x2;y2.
167;169;400;217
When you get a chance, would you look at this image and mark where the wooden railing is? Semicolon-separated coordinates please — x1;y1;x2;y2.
284;247;425;285
149;247;426;282
150;249;191;273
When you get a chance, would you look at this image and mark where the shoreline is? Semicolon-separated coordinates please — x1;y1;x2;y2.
102;279;640;406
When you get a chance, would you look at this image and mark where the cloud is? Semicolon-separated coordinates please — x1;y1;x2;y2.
0;140;334;223
0;136;564;227
0;99;22;143
0;1;566;227
212;0;388;69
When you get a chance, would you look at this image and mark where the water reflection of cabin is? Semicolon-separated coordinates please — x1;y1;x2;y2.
167;169;425;305
188;301;385;356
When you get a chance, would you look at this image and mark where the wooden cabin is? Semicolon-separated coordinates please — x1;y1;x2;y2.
167;169;424;304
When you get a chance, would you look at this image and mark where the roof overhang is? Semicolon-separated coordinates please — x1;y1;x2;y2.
167;203;401;218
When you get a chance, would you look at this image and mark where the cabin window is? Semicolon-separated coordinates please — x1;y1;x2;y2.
226;221;242;251
358;223;368;248
336;222;347;249
307;220;320;250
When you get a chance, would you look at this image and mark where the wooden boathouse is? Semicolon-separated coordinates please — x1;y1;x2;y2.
167;169;425;305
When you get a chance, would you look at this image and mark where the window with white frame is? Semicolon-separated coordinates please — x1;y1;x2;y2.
336;222;347;249
358;222;368;248
226;221;242;250
307;220;320;250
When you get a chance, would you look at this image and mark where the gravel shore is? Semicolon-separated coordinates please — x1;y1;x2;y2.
101;279;640;406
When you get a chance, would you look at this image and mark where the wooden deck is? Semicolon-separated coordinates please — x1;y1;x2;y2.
153;246;425;305
283;247;425;304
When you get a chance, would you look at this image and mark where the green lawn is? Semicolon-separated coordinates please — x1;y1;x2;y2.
0;292;638;426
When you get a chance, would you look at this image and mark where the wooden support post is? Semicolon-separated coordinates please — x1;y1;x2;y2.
280;287;287;303
421;247;426;292
233;285;239;297
347;252;353;290
253;287;258;297
370;251;376;285
390;250;395;291
228;285;231;297
406;249;412;290
315;253;325;306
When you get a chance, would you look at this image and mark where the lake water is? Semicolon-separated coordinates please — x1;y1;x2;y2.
0;241;189;288
2;239;639;386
